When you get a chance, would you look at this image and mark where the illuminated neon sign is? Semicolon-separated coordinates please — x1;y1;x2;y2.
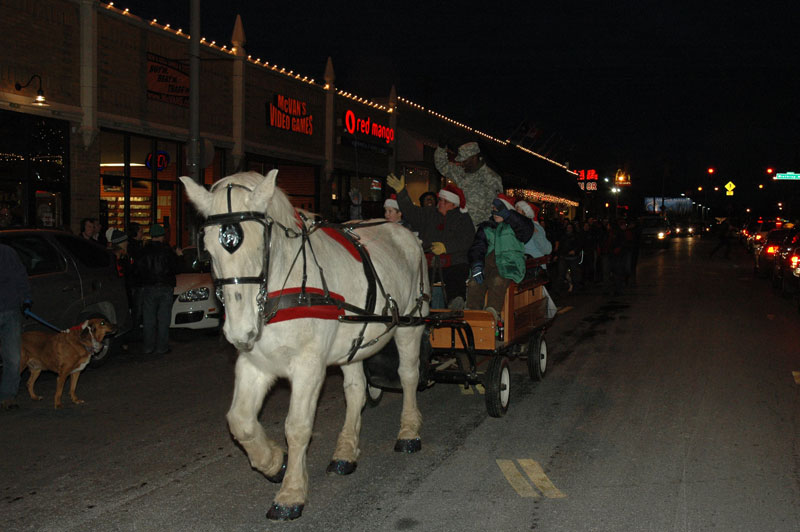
343;109;394;144
145;150;170;171
576;169;598;191
268;94;313;135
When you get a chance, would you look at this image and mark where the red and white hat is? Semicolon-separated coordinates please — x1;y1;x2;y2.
495;193;515;211
515;199;540;221
438;184;467;213
384;194;399;210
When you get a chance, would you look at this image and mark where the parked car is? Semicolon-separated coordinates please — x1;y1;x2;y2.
754;228;794;278
746;220;779;253
639;216;672;247
0;228;131;367
770;229;800;295
171;246;223;331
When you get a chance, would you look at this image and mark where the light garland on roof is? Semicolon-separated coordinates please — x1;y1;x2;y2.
100;2;578;173
397;95;576;174
507;188;579;207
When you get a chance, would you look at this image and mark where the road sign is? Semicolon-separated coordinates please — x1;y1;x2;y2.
725;181;735;196
775;172;800;180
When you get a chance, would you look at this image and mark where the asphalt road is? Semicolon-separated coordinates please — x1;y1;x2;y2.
2;236;800;531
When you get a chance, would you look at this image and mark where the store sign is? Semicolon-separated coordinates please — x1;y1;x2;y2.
268;94;313;135
343;109;394;144
576;169;598;191
145;150;170;171
146;52;189;107
615;168;631;186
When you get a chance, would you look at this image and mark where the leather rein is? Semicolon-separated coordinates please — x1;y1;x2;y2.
200;182;429;360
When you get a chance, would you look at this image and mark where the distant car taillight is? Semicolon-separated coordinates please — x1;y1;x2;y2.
766;245;779;254
791;255;800;268
755;234;763;241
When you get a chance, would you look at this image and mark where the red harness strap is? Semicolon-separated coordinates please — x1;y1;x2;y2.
266;287;346;323
319;227;363;262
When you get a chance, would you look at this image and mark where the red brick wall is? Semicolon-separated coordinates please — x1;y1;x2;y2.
0;0;80;106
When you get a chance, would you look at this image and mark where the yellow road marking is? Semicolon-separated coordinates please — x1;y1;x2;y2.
496;459;538;498
557;306;573;315
793;371;800;385
517;459;567;499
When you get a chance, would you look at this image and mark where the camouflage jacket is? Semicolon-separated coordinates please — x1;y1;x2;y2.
434;147;503;229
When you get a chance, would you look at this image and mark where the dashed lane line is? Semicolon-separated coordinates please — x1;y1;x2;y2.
496;459;539;498
517;459;567;499
496;459;567;499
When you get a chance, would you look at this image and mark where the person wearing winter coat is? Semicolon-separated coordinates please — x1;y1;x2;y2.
387;174;474;306
434;141;503;230
466;194;533;313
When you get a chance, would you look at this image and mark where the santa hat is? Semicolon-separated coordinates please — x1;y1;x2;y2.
515;200;540;221
384;194;399;210
495;193;515;211
438;184;467;213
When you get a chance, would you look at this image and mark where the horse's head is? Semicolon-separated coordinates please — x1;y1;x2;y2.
180;170;286;351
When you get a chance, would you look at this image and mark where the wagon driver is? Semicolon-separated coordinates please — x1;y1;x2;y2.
434;141;503;230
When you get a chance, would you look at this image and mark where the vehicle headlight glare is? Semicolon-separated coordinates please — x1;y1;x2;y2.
657;232;665;239
178;287;210;302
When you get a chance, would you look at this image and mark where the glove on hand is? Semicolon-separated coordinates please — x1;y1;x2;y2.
386;173;405;193
491;198;511;220
430;242;446;255
471;264;484;285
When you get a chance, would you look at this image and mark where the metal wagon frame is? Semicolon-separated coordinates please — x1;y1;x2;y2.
365;256;557;417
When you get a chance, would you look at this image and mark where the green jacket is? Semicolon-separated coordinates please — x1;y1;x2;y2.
485;223;526;283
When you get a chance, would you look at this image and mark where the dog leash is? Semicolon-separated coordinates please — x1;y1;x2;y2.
23;309;62;332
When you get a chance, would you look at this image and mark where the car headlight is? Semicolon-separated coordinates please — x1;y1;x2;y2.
178;287;210;302
657;232;665;239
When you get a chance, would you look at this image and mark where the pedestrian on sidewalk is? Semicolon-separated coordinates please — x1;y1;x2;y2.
0;243;32;410
133;224;177;356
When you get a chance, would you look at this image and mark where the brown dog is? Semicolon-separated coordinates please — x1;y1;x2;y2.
20;318;116;409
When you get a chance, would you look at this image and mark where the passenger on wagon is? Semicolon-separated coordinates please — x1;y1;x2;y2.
383;194;411;229
515;200;552;263
466;194;533;316
387;174;474;307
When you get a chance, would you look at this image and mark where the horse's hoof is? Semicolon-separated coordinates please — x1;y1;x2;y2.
326;459;357;475
265;453;287;483
266;502;304;521
394;438;422;453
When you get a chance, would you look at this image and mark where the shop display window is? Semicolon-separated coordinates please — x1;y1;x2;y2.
0;110;69;228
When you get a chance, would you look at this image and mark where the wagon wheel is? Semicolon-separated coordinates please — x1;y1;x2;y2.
484;356;510;417
527;333;548;381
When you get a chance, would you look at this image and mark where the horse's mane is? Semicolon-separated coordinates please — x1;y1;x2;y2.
210;171;298;228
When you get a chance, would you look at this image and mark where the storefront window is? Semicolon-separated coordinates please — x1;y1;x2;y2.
130;180;152;236
0;110;69;228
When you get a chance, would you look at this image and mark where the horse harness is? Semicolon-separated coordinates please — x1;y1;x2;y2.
199;182;429;360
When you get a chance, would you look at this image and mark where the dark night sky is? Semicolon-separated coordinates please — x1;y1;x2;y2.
119;1;800;199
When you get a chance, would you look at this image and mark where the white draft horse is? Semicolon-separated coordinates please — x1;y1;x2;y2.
181;171;429;521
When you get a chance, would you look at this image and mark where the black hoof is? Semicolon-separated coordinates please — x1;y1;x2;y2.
265;453;287;483
326;459;357;475
394;438;422;453
266;502;304;521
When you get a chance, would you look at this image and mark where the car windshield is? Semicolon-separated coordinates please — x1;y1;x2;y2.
177;247;211;274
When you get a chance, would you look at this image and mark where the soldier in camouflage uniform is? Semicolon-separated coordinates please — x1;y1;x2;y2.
434;141;503;229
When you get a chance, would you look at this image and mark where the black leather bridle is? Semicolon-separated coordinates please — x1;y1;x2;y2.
199;181;429;359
